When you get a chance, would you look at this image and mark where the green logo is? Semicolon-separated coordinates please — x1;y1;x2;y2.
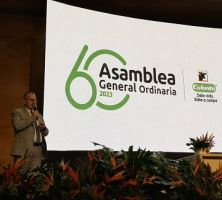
65;45;130;110
192;83;216;93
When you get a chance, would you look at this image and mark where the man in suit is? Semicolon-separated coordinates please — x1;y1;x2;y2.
11;91;49;171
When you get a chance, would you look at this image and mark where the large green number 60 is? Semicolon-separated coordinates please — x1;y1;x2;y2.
65;45;130;110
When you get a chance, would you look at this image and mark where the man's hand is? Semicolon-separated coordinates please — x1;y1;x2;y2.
32;110;40;119
39;123;46;129
39;123;47;131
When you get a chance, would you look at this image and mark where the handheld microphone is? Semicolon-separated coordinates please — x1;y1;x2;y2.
32;106;39;121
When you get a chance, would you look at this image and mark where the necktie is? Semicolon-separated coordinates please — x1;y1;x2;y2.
31;110;42;144
33;122;41;143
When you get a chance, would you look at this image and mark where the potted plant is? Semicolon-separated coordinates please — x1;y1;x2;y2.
186;133;215;154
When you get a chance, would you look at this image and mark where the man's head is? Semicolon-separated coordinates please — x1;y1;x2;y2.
23;92;37;110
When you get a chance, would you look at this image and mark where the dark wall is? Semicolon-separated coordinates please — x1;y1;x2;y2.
56;0;222;28
0;12;45;171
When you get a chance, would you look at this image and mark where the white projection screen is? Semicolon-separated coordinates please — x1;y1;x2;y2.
44;0;222;152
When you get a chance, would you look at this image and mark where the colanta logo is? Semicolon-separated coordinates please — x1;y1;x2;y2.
65;45;130;110
192;70;216;93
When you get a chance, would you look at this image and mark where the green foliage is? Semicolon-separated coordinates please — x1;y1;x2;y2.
1;145;222;200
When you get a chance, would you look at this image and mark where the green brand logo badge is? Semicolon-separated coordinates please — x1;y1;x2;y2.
192;83;216;93
65;45;130;110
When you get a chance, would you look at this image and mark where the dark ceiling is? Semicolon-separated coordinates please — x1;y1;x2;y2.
0;0;222;28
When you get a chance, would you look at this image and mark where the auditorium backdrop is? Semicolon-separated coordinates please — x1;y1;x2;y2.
0;0;222;173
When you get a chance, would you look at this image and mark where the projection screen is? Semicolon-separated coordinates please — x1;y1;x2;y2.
44;0;222;151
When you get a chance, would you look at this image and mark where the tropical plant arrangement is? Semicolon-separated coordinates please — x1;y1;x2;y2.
186;133;215;153
1;141;222;200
